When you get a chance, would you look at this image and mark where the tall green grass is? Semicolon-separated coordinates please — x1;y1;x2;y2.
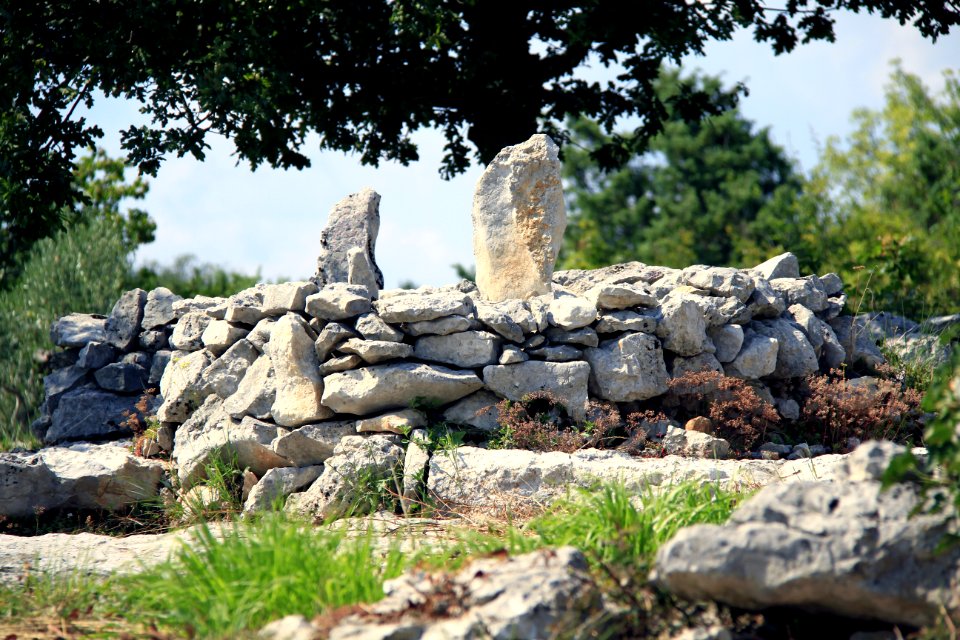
111;514;407;638
426;481;743;574
0;217;130;450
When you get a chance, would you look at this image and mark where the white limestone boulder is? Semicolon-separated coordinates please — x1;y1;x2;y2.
482;361;590;422
314;188;384;296
271;421;357;467
157;349;216;422
414;330;501;368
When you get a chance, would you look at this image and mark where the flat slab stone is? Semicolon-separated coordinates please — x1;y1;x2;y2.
0;440;164;518
46;388;144;444
0;529;191;584
428;446;849;509
414;331;501;368
322;363;483;416
51;314;107;349
374;291;473;324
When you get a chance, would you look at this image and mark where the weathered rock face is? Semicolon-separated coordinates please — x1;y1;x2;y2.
157;349;216;423
142;287;182;330
198;339;259;399
271;421;357;466
483;361;590;421
174;396;291;489
414;330;501;368
222;352;276;420
314;188;384;296
723;330;778;379
314;547;599;640
243;465;323;514
46;388;145;444
305;284;372;321
584;332;669;402
104;289;147;352
50;314;106;348
286;435;403;521
654;442;960;627
0;441;164;517
472;134;566;301
442;390;501;432
428;446;848;509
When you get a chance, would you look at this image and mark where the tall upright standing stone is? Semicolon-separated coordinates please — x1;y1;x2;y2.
472;134;566;302
314;188;384;297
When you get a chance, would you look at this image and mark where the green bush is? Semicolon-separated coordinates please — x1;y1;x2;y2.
885;350;960;545
0;217;130;450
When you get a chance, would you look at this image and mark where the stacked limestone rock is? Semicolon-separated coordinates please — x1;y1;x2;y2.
18;134;885;519
35;286;182;444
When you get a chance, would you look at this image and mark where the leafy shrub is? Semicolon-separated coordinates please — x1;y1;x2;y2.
884;351;960;543
665;371;779;451
490;393;619;453
0;217;130;450
799;370;923;449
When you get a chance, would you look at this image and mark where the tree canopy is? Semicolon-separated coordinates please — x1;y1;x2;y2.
560;70;802;270
765;63;960;318
3;1;958;272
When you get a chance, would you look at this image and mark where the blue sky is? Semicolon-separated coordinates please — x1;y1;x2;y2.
80;11;959;288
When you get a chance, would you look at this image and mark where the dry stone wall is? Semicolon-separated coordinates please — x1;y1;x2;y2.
15;133;885;520
29;252;862;477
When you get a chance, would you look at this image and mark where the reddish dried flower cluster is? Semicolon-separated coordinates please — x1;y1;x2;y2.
120;389;158;457
800;370;923;448
494;393;620;453
666;371;779;451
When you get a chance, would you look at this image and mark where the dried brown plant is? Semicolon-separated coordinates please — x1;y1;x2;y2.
800;370;923;448
492;392;620;453
666;371;779;452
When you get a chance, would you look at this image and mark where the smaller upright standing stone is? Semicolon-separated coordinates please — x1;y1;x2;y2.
472;134;566;302
105;289;147;352
314;188;384;297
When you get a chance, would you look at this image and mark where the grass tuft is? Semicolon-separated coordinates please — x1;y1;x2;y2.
111;513;406;638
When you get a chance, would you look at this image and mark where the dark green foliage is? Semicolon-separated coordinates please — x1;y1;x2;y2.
4;2;957;270
772;64;960;319
884;351;960;546
128;254;260;299
560;70;803;270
